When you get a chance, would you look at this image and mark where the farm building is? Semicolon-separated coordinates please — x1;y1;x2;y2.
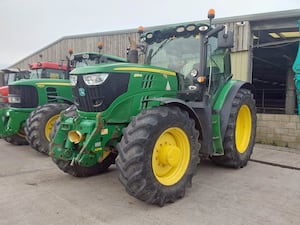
10;9;300;114
7;9;300;148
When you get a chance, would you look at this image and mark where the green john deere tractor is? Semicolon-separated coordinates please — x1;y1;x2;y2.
0;61;72;146
0;51;126;153
49;10;257;206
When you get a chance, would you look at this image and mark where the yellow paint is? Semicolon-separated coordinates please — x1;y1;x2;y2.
235;104;252;153
101;128;108;135
36;82;71;88
45;114;60;142
94;147;103;151
114;67;176;76
152;127;190;186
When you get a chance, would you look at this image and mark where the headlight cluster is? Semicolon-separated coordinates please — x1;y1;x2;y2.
69;73;109;86
69;75;78;86
83;73;109;85
8;95;21;103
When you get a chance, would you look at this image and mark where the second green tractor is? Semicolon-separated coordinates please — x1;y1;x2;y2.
0;51;126;154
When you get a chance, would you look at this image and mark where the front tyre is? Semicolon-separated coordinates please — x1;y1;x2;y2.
25;103;70;154
4;130;28;145
52;153;117;177
116;106;200;206
212;88;256;168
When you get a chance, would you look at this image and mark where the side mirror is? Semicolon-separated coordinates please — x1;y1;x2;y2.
218;29;234;49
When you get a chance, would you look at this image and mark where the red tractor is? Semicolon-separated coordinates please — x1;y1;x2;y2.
0;68;30;106
28;62;68;79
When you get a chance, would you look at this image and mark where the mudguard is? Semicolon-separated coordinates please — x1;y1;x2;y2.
213;80;253;140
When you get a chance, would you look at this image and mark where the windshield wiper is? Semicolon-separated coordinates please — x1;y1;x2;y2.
150;38;173;60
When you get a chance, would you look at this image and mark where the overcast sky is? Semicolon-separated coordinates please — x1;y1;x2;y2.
0;0;299;69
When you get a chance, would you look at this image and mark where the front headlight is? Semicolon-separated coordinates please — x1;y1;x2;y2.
69;75;78;86
8;95;21;103
83;73;109;86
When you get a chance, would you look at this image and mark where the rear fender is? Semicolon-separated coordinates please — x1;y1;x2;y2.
213;81;253;140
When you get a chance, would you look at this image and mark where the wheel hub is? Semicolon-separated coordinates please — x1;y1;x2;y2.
158;144;180;167
152;127;190;186
235;104;252;153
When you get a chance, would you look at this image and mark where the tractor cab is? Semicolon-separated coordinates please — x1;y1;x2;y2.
71;52;126;68
140;18;233;102
67;42;127;69
0;68;30;86
29;62;67;79
0;68;30;105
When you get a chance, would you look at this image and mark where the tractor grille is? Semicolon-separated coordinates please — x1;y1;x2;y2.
9;85;38;108
141;74;154;88
46;87;58;102
72;73;130;112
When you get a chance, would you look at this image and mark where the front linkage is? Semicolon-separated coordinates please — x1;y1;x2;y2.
50;109;125;176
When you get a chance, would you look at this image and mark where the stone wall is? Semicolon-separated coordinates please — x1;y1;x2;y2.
256;114;300;150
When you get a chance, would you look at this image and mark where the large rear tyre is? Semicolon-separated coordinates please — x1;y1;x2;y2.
116;106;200;206
25;103;70;154
212;88;256;168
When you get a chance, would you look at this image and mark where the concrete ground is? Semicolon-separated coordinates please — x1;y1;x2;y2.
0;139;299;225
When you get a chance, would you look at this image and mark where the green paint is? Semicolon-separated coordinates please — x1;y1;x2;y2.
50;22;250;166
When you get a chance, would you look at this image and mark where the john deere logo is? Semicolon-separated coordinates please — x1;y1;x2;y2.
79;88;86;97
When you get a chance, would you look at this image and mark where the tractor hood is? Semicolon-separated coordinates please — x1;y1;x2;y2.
70;63;176;76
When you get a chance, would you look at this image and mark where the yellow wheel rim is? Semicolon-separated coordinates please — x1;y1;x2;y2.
235;105;252;154
152;127;190;186
45;114;60;142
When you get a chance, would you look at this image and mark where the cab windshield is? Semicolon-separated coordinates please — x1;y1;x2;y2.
30;68;66;79
145;35;201;77
4;72;18;85
145;34;226;93
74;58;98;68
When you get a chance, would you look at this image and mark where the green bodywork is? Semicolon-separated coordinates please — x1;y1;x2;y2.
51;64;178;166
0;53;126;140
0;79;72;138
0;108;31;137
50;22;249;167
292;20;300;116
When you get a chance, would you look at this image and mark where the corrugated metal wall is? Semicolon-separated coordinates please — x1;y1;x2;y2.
11;21;251;81
12;31;139;69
